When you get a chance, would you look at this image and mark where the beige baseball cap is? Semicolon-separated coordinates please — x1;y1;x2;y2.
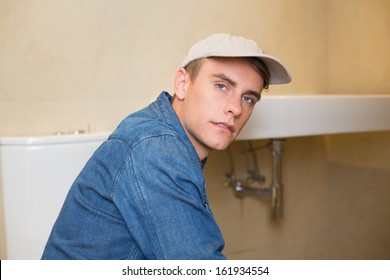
181;33;292;85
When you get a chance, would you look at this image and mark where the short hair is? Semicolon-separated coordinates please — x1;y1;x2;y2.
185;57;270;90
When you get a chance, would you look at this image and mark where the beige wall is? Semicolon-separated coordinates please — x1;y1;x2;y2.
1;0;389;259
0;0;329;137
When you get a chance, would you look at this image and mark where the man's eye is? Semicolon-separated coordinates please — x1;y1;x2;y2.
216;83;228;91
242;95;255;104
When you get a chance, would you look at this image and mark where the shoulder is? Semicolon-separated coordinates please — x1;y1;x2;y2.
109;108;176;146
108;92;186;148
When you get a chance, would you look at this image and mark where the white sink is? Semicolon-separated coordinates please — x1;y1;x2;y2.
238;94;390;140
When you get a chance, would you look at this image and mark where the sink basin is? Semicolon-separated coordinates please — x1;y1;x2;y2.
238;94;390;140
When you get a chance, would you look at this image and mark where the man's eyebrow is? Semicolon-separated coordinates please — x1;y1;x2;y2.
246;90;261;101
212;73;261;100
211;73;236;86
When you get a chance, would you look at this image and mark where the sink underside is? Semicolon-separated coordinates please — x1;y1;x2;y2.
238;94;390;140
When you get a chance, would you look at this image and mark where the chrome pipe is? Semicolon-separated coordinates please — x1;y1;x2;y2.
224;139;285;220
269;139;283;220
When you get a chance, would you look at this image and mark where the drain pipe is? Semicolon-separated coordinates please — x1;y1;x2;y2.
269;139;283;220
224;139;284;220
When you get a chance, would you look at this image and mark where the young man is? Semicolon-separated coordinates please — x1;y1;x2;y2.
42;33;291;259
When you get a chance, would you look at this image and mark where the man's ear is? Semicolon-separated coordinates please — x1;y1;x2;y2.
174;68;188;101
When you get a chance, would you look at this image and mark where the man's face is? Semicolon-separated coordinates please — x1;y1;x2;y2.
173;57;264;160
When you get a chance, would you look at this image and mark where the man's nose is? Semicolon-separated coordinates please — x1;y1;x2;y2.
224;95;242;117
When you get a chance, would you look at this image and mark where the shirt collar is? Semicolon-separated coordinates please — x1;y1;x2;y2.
150;92;207;169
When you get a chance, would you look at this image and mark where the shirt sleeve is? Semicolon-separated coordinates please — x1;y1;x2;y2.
112;133;226;260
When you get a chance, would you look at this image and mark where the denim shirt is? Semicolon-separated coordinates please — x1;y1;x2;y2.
42;92;226;260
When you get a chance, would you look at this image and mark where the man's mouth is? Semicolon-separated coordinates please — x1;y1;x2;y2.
213;122;235;133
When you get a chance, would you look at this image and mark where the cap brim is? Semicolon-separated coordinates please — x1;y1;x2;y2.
258;54;292;85
182;53;291;85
